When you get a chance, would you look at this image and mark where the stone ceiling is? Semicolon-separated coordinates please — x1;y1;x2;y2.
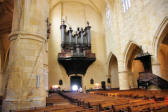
49;0;107;16
0;0;111;35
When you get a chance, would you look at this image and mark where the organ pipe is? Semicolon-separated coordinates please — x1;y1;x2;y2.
85;22;91;47
80;28;84;45
60;21;92;56
60;20;66;45
68;27;73;44
74;33;78;45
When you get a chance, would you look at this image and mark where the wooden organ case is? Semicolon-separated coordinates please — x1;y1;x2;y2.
58;21;96;76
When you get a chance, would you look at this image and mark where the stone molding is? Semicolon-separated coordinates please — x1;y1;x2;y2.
118;70;128;74
9;31;46;42
152;63;160;66
4;97;45;102
151;57;160;66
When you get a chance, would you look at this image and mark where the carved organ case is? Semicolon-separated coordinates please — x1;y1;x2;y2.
58;21;96;76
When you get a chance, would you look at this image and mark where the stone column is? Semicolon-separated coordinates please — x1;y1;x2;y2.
118;61;130;90
151;57;161;77
2;0;49;111
118;71;130;90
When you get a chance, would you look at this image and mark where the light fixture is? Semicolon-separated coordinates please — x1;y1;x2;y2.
52;85;59;89
72;85;78;91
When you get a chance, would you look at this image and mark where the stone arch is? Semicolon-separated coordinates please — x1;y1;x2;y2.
49;0;103;18
123;41;139;68
153;17;168;80
108;53;119;88
158;44;168;79
124;41;144;88
153;16;168;58
107;52;117;67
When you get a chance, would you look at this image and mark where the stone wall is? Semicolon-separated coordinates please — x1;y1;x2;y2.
2;0;49;111
48;1;107;90
104;0;168;89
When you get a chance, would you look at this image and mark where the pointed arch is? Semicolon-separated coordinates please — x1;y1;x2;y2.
153;17;168;80
107;52;118;67
123;41;144;88
123;41;141;69
49;0;103;18
108;52;119;88
153;16;168;58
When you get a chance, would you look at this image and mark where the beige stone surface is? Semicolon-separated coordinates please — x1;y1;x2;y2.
118;71;129;90
0;0;167;110
2;0;49;111
48;1;107;90
104;0;168;89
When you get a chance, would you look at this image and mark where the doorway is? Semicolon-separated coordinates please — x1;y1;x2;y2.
70;76;82;91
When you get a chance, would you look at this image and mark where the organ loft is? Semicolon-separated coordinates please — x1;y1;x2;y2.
58;21;96;75
0;0;168;112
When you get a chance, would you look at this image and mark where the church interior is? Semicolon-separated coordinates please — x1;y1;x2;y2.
0;0;168;112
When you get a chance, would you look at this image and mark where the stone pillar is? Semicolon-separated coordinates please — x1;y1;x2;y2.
151;57;161;77
118;71;130;90
2;0;49;111
118;60;130;90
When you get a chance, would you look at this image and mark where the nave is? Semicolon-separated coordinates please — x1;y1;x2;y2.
0;0;168;111
17;90;168;112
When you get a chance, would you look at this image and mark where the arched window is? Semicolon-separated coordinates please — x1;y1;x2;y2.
106;5;112;28
122;0;131;12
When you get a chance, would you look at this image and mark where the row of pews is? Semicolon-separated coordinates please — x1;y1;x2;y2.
89;89;168;100
61;90;168;112
15;90;168;112
16;93;98;112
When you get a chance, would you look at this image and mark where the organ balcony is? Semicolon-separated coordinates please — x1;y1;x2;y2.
58;21;96;76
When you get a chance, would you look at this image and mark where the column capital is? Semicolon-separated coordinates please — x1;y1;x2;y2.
118;70;128;74
9;31;46;42
152;63;160;66
151;56;160;65
117;59;128;72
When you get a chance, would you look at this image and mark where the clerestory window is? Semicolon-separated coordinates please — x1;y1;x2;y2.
106;5;112;28
122;0;131;12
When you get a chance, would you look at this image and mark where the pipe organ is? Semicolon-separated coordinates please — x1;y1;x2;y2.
60;21;92;56
58;21;96;75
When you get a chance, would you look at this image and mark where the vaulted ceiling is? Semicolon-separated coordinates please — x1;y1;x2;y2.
49;0;107;16
0;0;112;35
